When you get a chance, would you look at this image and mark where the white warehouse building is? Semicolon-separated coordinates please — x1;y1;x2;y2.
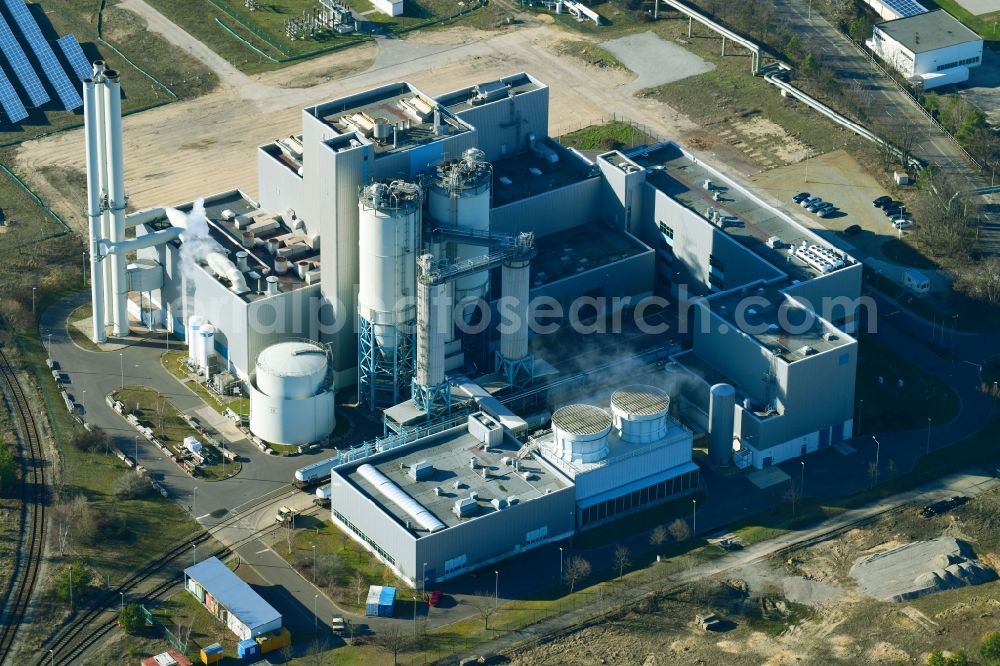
867;10;983;89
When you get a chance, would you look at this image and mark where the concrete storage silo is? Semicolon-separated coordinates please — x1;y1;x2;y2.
198;324;217;377
412;254;452;414
610;385;670;444
249;340;336;446
708;383;736;466
552;404;612;464
428;148;492;321
357;180;421;410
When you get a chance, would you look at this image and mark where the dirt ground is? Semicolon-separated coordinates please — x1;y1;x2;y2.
15;18;720;236
505;488;1000;666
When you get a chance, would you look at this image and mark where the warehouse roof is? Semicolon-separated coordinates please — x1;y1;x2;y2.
876;10;982;54
184;557;281;630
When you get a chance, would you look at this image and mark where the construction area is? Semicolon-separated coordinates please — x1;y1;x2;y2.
505;482;1000;666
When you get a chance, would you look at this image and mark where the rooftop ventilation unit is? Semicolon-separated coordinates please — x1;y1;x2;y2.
409;460;434;481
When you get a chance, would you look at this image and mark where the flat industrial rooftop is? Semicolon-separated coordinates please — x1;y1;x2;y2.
343;428;570;535
312;84;471;157
533;222;649;287
634;144;854;282
436;74;543;112
144;190;319;302
492;146;596;207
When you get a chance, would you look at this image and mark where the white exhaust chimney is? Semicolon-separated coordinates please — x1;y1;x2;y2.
266;275;279;296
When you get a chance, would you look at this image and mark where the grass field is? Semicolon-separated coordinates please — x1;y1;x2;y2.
146;0;492;74
558;120;656;152
0;0;217;147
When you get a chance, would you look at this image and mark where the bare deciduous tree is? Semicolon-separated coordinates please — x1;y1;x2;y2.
784;480;801;517
353;571;366;606
469;590;499;629
613;544;631;580
375;624;413;666
649;524;667;555
668;518;690;544
563;556;591;593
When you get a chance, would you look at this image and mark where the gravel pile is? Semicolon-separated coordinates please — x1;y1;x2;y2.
850;537;996;602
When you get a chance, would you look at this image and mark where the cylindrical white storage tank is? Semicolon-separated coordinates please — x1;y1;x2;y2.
428;149;491;321
610;385;670;444
198;324;216;376
552;404;612;464
358;181;420;353
187;316;204;364
708;383;737;466
250;340;336;446
415;268;449;388
500;256;530;362
255;341;329;400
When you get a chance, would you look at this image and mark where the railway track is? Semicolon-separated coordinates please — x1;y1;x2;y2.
0;348;48;664
37;489;299;665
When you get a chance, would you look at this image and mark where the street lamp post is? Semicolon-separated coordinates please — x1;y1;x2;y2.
32;287;36;315
193;486;198;518
314;594;319;632
313;544;317;583
47;333;52;357
134;435;139;467
872;436;881;477
692;499;697;536
858;398;863;434
49;649;54;666
494;570;499;608
191;543;196;566
926;417;932;456
119;352;124;389
559;547;564;582
800;461;805;497
422;562;427;597
120;591;124;614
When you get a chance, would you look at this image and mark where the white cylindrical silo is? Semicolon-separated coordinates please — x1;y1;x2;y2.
250;340;336;446
187;315;204;364
500;255;530;363
255;341;329;400
708;383;737;466
415;261;449;389
198;324;215;376
610;385;671;444
358;180;420;353
552;404;612;464
428;149;491;322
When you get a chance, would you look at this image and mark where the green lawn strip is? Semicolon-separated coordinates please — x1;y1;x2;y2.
66;303;104;353
161;350;249;417
111;386;237;481
921;0;1000;38
558;120;656;152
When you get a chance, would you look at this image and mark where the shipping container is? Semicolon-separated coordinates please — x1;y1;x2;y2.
365;585;397;617
237;638;260;660
200;643;224;664
255;627;291;654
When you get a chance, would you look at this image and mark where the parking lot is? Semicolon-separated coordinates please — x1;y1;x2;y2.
749;149;907;259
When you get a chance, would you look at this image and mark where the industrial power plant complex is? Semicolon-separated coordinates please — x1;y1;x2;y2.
82;67;860;587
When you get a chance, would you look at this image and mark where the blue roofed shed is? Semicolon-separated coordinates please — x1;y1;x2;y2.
184;557;282;640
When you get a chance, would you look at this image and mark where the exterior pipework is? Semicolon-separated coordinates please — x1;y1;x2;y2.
104;71;128;337
708;383;736;466
356;464;446;533
83;78;106;343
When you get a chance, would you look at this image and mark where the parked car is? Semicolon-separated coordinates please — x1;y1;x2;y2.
812;202;834;214
920;496;969;517
884;206;905;218
842;224;862;236
427;590;443;607
807;200;828;213
792;192;811;203
331;617;347;634
275;506;296;524
872;195;892;208
893;219;914;230
817;206;838;218
801;196;821;208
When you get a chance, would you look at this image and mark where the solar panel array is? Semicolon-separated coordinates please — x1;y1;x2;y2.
882;0;928;18
56;34;91;82
0;11;48;107
0;67;27;122
4;0;81;110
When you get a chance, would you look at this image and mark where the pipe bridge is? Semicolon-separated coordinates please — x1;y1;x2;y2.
419;231;536;285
